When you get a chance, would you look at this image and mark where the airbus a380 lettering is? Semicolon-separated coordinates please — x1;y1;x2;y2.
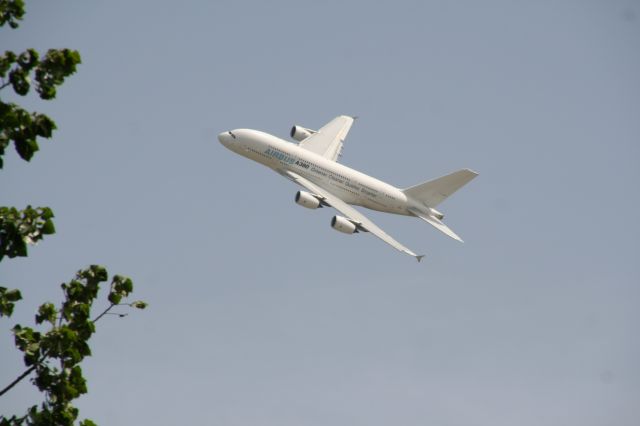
219;115;477;261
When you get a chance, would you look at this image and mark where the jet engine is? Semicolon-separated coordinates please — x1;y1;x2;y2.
290;125;316;142
331;215;358;234
295;190;322;209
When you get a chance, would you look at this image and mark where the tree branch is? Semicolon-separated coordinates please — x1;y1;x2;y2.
92;303;115;323
2;301;131;399
1;304;114;399
0;364;36;397
0;349;51;399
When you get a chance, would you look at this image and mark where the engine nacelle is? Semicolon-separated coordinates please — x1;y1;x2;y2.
290;125;316;142
331;215;358;234
295;190;321;209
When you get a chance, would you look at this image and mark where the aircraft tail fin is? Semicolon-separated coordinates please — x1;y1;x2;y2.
402;169;478;208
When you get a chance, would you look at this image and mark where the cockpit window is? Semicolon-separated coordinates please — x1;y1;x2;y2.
228;131;236;139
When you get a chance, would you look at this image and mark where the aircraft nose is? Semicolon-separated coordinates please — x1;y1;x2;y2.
218;131;232;146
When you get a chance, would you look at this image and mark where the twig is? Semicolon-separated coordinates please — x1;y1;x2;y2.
0;304;115;398
0;365;36;397
92;303;115;323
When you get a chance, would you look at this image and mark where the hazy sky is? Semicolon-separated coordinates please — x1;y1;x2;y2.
1;1;639;425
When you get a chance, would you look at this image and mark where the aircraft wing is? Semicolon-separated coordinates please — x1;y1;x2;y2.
283;171;424;261
298;115;355;161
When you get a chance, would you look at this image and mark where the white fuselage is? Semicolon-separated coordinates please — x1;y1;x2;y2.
219;129;414;216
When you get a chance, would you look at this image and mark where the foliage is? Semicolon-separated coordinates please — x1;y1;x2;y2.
0;206;55;262
0;266;147;426
1;3;146;425
0;35;81;168
0;0;24;29
0;286;22;317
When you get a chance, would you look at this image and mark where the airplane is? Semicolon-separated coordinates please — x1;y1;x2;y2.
218;115;477;261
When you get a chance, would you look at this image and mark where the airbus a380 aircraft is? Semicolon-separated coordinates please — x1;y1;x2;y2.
219;115;477;261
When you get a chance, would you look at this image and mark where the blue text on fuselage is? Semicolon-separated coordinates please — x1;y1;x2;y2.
264;148;295;165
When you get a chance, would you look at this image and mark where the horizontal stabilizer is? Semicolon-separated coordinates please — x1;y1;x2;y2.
403;169;478;208
409;208;464;242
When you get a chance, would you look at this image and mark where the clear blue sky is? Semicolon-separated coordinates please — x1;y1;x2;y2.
2;1;639;425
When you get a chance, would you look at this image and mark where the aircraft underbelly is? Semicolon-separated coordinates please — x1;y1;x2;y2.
302;173;401;214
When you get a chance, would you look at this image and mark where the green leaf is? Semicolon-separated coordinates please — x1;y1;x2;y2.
14;238;28;257
107;291;122;305
3;287;22;301
34;48;81;100
122;277;133;293
33;113;56;138
9;67;30;96
12;324;43;366
0;286;22;317
0;0;25;29
35;302;56;325
0;51;17;77
40;207;54;220
131;300;147;309
14;137;39;162
41;219;55;235
1;206;57;260
17;48;38;70
91;265;108;282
